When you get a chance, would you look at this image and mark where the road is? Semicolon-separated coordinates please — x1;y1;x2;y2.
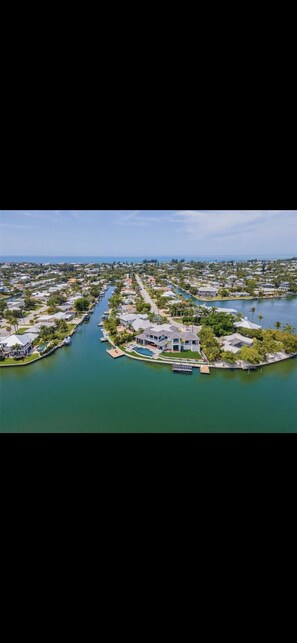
135;274;159;314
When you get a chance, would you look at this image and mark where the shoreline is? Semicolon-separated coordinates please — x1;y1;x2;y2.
105;333;297;371
0;302;98;368
170;282;295;302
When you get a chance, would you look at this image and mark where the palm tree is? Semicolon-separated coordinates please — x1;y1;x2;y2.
250;306;256;320
274;321;282;330
258;314;264;325
283;324;295;334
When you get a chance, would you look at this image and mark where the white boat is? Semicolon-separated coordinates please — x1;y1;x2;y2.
98;321;104;327
64;336;71;345
100;337;108;342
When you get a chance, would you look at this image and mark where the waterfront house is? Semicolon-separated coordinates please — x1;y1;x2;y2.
136;323;200;353
221;333;254;354
198;287;218;297
119;313;149;326
0;333;38;357
234;319;262;330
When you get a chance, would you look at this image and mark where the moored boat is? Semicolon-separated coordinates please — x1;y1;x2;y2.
64;336;71;345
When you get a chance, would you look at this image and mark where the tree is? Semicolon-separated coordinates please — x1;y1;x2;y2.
200;312;235;337
274;321;282;330
0;299;8;318
258;314;264;324
250;307;256;320
221;351;237;364
74;297;90;312
238;346;262;364
283;324;295;334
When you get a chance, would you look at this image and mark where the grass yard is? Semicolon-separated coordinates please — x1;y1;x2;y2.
0;352;40;366
162;350;202;359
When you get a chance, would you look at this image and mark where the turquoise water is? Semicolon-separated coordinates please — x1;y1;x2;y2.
133;346;154;357
1;287;297;433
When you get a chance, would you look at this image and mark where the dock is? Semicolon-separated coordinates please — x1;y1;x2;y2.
200;365;210;374
107;348;125;359
172;363;193;374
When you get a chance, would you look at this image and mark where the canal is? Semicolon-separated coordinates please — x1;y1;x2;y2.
1;287;297;432
173;286;297;329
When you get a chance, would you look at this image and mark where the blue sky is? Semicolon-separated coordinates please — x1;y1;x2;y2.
0;210;296;257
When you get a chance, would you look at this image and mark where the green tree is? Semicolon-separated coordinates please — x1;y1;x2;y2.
258;314;264;324
250;307;256;321
283;324;295;334
221;351;237;364
274;321;282;330
238;346;262;364
74;297;90;313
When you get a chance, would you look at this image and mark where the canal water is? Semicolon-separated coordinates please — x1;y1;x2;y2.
1;287;297;432
173;286;297;329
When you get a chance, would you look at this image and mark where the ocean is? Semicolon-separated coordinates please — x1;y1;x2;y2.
1;255;295;264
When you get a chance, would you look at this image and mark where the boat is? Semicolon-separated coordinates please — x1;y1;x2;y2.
98;321;104;327
64;336;71;345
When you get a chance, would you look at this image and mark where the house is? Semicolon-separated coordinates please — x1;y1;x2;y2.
198;287;218;297
163;291;176;298
136;323;200;353
38;312;74;323
0;333;38;357
119;313;148;326
131;318;152;332
221;333;254;354
234;320;262;330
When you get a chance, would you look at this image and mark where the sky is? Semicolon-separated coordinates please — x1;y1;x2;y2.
0;210;296;257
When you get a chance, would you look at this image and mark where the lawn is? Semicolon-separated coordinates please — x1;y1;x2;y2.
0;352;40;365
162;350;202;359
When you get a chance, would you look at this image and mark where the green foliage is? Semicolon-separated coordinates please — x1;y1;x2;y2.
136;300;151;314
199;326;221;362
0;299;8;317
24;297;36;310
74;297;90;312
200;312;235;337
220;351;237;364
219;288;230;298
238;346;262;364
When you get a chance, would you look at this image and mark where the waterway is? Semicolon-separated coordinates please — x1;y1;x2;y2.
173;286;297;329
1;287;297;432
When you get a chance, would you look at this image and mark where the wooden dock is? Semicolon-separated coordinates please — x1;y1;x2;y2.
172;363;193;374
200;365;210;374
107;348;125;359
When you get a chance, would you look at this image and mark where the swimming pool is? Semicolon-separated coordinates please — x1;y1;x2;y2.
132;346;154;357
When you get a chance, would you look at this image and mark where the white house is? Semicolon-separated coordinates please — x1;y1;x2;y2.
136;323;200;353
198;287;218;297
234;319;262;330
119;313;148;326
221;333;254;354
0;333;38;357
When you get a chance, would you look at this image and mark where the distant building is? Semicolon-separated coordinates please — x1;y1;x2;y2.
198;287;218;297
